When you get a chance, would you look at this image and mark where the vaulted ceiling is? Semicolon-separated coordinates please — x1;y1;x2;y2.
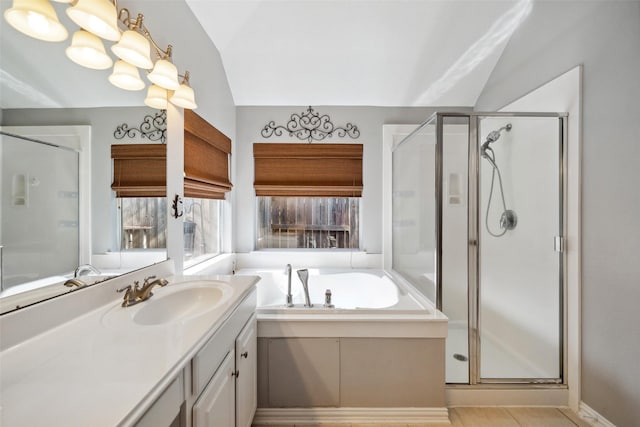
0;0;533;109
186;0;533;106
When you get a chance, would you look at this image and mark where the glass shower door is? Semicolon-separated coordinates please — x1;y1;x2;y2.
476;116;563;382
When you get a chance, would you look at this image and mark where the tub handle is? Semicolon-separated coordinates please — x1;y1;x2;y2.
241;351;248;358
324;289;335;308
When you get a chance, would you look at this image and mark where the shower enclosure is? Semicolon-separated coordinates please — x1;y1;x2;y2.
391;112;567;385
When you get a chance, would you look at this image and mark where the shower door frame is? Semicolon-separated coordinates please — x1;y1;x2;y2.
433;112;568;386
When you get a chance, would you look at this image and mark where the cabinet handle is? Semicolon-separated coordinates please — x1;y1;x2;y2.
241;351;248;358
232;370;240;378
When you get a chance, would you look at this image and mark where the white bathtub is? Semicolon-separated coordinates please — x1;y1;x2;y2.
235;268;448;338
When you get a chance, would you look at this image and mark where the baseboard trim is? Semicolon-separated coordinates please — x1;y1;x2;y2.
578;402;616;427
253;407;450;424
446;387;568;407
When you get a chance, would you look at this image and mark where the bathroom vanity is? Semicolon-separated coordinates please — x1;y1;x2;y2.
0;261;259;427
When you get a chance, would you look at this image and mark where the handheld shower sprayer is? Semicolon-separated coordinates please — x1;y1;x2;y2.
481;123;517;237
481;123;512;159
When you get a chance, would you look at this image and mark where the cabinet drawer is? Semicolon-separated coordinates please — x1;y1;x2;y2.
192;289;256;396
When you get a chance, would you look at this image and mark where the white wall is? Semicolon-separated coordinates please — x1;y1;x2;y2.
475;1;640;424
234;106;470;256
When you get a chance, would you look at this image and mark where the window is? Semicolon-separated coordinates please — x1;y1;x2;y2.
253;142;363;250
257;196;359;249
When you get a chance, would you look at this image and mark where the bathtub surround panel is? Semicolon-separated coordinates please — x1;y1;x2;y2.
258;337;445;409
267;338;340;407
340;338;445;407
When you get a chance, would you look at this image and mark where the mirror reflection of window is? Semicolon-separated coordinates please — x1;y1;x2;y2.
117;197;167;250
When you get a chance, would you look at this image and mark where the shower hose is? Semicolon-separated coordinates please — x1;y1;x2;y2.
483;146;509;237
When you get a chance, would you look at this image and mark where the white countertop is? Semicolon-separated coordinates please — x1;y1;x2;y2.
0;274;259;427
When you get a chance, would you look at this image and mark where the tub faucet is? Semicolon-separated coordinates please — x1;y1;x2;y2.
63;278;86;288
74;264;101;278
285;264;294;307
296;269;313;308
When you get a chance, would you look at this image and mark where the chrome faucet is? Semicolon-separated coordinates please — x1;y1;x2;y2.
74;264;101;278
117;275;169;307
285;264;294;307
296;269;313;308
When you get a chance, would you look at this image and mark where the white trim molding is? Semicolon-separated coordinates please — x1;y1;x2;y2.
579;402;616;427
253;407;450;425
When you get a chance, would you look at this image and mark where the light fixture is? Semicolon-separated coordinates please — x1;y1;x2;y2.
3;0;198;109
4;0;68;42
66;0;120;42
110;13;152;69
170;72;197;109
108;60;145;91
147;46;180;91
66;29;113;70
144;84;168;110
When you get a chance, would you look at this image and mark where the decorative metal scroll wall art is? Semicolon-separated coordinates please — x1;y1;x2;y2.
114;110;167;144
261;106;360;143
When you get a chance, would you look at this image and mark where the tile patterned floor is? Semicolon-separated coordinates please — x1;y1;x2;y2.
253;407;593;427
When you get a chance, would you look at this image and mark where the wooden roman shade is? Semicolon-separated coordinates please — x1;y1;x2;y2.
111;110;232;199
112;144;167;197
253;143;363;197
183;109;232;199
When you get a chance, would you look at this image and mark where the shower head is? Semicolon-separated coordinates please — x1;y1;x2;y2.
481;123;512;158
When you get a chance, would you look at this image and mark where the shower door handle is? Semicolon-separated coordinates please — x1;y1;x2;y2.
554;236;565;253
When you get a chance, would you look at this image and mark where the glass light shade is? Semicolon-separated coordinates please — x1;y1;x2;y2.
147;59;179;90
109;60;145;91
111;30;153;69
4;0;68;42
170;83;197;109
66;0;120;42
144;84;168;109
65;29;113;70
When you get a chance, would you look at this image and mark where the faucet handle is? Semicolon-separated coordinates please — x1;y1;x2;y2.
116;285;131;293
143;275;157;285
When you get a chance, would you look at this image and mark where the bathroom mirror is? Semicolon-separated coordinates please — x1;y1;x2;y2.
0;0;169;313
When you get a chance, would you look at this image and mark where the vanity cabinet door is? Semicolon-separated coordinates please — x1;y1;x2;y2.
235;315;257;427
193;350;235;427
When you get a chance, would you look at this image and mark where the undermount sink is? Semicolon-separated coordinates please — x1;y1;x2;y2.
102;280;233;327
